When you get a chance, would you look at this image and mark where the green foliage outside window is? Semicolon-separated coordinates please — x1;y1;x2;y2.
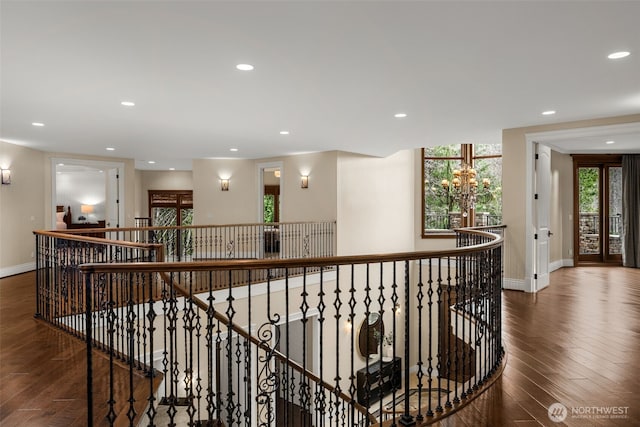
423;144;502;232
264;195;275;223
578;168;599;213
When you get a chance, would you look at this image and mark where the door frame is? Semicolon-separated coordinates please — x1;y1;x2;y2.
51;157;125;230
524;122;637;291
572;155;623;265
257;161;283;223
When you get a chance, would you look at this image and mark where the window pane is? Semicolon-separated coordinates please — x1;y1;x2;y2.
473;143;501;157
424;157;460;230
423;144;502;233
578;167;600;255
423;144;461;158
608;167;622;255
264;195;275;223
473;156;502;225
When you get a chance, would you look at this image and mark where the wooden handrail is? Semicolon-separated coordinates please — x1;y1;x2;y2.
40;220;337;235
34;229;163;250
78;229;502;274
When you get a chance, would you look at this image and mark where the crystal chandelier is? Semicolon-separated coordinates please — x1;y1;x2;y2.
440;163;491;217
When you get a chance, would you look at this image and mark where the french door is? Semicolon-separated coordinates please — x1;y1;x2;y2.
148;190;193;260
573;155;622;264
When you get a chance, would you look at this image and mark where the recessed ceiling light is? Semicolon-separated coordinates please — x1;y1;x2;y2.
605;140;615;145
32;122;45;127
148;161;155;164
236;64;254;71
608;51;630;59
121;101;135;107
394;113;407;118
279;131;290;135
542;110;556;116
106;147;115;151
230;148;239;152
169;167;176;171
58;163;64;166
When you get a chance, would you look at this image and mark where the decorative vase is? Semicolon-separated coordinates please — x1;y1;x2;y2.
384;345;394;360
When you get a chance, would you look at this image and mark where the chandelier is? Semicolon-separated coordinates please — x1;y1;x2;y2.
439;163;491;217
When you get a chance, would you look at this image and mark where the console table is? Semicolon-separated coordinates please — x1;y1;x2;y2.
356;357;401;406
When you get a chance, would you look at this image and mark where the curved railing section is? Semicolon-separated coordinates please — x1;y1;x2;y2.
35;225;505;427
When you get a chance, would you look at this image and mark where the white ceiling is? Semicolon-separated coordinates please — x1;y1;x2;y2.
1;0;639;170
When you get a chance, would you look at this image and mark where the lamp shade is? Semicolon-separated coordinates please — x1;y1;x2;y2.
81;204;94;214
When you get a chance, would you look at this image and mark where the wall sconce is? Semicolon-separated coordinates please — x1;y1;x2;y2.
220;179;230;191
301;175;309;189
1;168;11;185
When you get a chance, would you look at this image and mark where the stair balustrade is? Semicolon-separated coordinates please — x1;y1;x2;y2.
34;224;505;427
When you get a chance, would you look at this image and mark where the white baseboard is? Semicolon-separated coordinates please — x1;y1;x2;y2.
0;262;36;278
550;258;574;272
503;278;526;291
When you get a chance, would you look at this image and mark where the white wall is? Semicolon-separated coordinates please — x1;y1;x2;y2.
280;151;337;222
550;150;574;268
193;158;257;224
0;141;45;276
336;150;415;255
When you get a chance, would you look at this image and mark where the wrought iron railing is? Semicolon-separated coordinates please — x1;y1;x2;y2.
60;221;336;263
35;225;504;427
424;213;502;230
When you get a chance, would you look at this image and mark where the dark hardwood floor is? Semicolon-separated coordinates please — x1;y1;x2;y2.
0;271;152;427
431;267;640;427
1;267;639;426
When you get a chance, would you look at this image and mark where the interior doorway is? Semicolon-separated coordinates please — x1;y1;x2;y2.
52;158;125;229
573;155;623;265
261;166;281;223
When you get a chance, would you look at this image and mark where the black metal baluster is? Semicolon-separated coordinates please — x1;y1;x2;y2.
317;267;327;427
376;262;385;419
435;257;444;414
415;259;424;423
205;271;215;424
85;272;94;427
445;256;453;409
126;272;137;425
398;260;415;426
145;272;158;424
347;265;356;427
426;258;434;418
332;264;342;427
453;254;461;406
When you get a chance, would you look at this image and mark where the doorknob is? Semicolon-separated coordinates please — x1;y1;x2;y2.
548;230;553;237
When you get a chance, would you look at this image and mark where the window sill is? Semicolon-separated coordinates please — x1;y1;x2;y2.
422;231;456;239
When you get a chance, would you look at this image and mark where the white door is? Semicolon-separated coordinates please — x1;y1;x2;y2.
534;144;551;291
106;168;120;228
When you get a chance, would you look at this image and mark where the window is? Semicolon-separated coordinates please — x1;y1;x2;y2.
422;144;502;236
148;190;194;258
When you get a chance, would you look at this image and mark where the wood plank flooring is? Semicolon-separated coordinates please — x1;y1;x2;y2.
1;267;639;426
430;266;640;427
0;271;152;427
